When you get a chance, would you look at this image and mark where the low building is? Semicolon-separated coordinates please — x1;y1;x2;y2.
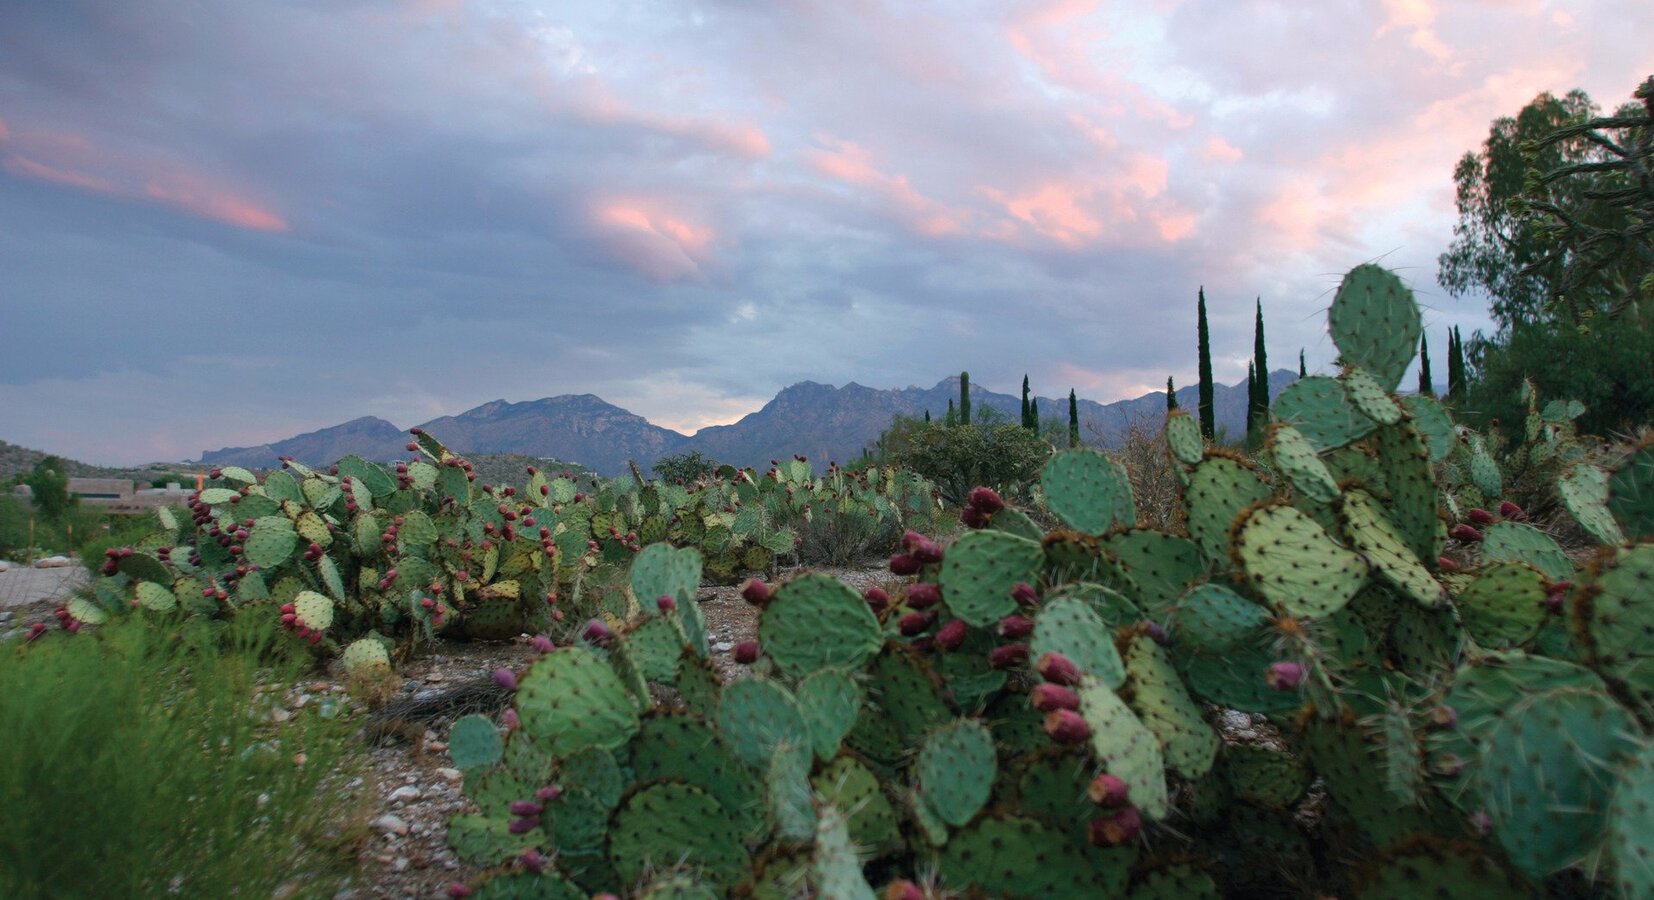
12;478;194;514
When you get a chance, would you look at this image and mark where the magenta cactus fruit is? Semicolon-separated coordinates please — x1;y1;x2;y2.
1036;651;1082;686
582;619;614;646
934;619;968;651
988;642;1030;669
1467;507;1495;525
863;587;891;613
1029;683;1081;712
959;505;987;529
492;668;518;692
518;848;546;874
898;611;936;637
529;634;554;654
1088;806;1142;846
508;800;543;817
904;583;941;609
1266;661;1306;691
535;785;562;802
888;553;922;575
1043;709;1090;743
1450;523;1484;543
1436;555;1460;572
911;538;944;565
997;615;1034;639
1498;500;1526;520
447;884;473;898
734;641;761;664
506;816;539;834
1430;705;1458;730
656;594;677;613
740;578;774;605
884;881;925;900
967;486;1004;514
1087;773;1131;808
1009;581;1040;607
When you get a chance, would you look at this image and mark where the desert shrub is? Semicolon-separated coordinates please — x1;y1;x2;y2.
0;617;360;898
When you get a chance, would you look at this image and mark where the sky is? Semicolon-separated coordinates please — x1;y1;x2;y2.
1;1;1650;465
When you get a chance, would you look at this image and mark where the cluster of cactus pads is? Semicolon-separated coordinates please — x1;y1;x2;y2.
441;264;1654;898
72;430;938;661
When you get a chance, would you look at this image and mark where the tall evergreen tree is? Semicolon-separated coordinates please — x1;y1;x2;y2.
1448;327;1469;402
1197;287;1215;439
1299;349;1307;379
1251;298;1269;431
1417;334;1434;396
1020;375;1031;429
1030;397;1040;432
1245;361;1257;440
945;399;957;428
1167;376;1178;410
960;371;971;426
924;409;931;424
1068;389;1079;448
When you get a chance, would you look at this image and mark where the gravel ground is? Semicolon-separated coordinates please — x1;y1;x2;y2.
0;561;87;608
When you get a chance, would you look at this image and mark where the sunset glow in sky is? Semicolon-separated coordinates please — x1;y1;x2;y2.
2;1;1650;464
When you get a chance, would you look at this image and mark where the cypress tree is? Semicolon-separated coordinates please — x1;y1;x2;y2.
1068;389;1079;448
1448;327;1467;402
960;371;971;426
1167;376;1178;411
1030;396;1040;432
1252;299;1269;426
1197;287;1215;440
1299;348;1306;379
945;399;957;428
924;409;931;424
1021;375;1031;429
1417;334;1434;396
1245;361;1257;440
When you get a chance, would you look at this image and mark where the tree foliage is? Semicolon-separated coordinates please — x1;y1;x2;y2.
651;450;718;485
1196;287;1214;439
875;417;1050;506
23;457;75;523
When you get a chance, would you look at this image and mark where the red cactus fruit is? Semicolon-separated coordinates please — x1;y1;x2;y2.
518;848;546;874
1030;683;1081;712
911;538;944;565
508;800;543;817
967;486;1004;514
535;785;562;802
1088;806;1142;846
492;668;518;692
1043;709;1090;743
506;816;539;834
988;643;1030;669
934;619;968;651
898;611;936;637
1498;500;1527;521
734;641;761;664
1036;651;1082;686
1467;508;1495;525
904;583;941;609
447;884;473;898
1449;524;1484;543
863;587;890;613
1436;555;1459;572
997;615;1034;639
656;594;677;613
529;634;554;654
581;619;613;646
888;553;922;575
1266;661;1306;691
959;505;987;529
740;578;774;605
1087;773;1131;808
501;711;519;734
1010;581;1040;607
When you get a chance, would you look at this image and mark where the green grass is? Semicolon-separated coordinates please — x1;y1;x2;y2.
0;616;363;898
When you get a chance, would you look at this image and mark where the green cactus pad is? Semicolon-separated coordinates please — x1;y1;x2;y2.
608;782;750;888
293;590;334;631
811;756;903;858
1609;442;1654;539
241;516;296;568
1273;376;1377;451
1129;864;1220;900
1301;716;1440;847
938;529;1044;628
812;805;876;900
1480;522;1572;582
1609;741;1654;899
715;677;809;768
1170;583;1270;653
1373;422;1446;560
261;470;302;503
1559;462;1625;546
115;551;172;585
1123;635;1219;779
1391;600;1462;672
628;713;765;839
1165;410;1204;465
447;714;504;772
64;596;107;625
621;615;685;684
1576;543;1654;707
1041;449;1136;535
917;719;997;827
983;691;1054;759
1098;529;1206;617
1009;749;1092;824
470;872;586;900
133;580;177;612
795;669;862;761
1352;841;1527;900
758;572;882;678
936;815;1106;898
197;487;241;506
1327;264;1422;390
515;647;640;757
547;787;612;855
447;814;539;865
1032;594;1126;689
341;637;390;674
747;848;812;900
1269;424;1341;504
633;873;719;900
1400;395;1458;462
1342;489;1444;608
630;542;701;608
1223;744;1308;809
767;743;817;843
1467;435;1502;498
1184;456;1273;561
1476;687;1639;878
990;506;1047;542
1453;562;1548;649
1235;503;1369;618
1045;581;1144;631
314;553;345;601
1077;676;1168;819
1179;640;1305;715
858;646;952;752
674;654;722;720
1340;366;1403;425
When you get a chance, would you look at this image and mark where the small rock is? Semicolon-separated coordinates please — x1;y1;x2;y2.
371;814;410;836
436;767;462;782
424;672;445;683
389;857;410;872
270;708;294;724
712;641;736;652
388;785;421;803
292;693;311;709
425;740;448;753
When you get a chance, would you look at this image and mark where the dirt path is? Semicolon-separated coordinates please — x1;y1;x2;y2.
0;561;87;608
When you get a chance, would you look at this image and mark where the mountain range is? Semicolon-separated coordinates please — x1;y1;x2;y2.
198;371;1300;475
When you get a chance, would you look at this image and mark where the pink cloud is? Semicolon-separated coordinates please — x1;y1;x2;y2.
1201;136;1243;163
806;138;970;237
0;123;288;232
1004;0;1193;129
591;199;717;282
1378;0;1453;62
0;116;9;142
578;90;771;160
975;150;1190;247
